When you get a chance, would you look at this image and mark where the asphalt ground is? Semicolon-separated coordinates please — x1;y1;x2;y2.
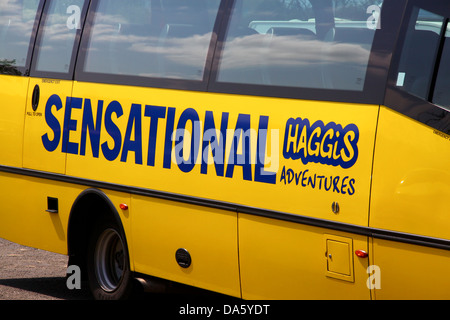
0;237;236;303
0;237;91;300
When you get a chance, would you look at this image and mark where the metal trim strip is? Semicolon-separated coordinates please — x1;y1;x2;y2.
1;164;449;251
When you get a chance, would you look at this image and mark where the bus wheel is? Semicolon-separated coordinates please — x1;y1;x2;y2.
87;219;134;300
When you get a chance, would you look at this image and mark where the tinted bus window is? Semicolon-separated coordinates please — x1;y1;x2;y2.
33;0;86;74
216;0;382;91
433;24;450;111
0;0;40;75
394;8;445;100
83;0;220;81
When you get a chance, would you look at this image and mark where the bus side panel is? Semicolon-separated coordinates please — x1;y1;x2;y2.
369;106;450;299
65;83;378;298
239;214;371;300
0;173;78;254
371;239;450;299
66;83;378;227
131;196;240;298
0;76;29;167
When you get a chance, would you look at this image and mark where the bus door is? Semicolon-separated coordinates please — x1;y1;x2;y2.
370;0;450;299
0;0;46;248
23;0;88;174
0;0;43;167
6;0;90;251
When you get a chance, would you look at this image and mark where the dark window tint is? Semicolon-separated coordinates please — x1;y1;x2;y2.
0;0;40;75
83;0;220;80
216;0;383;91
432;25;450;111
33;0;86;74
394;8;445;100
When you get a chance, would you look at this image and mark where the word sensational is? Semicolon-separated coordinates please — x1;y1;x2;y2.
280;166;356;195
179;304;270;317
41;95;277;184
283;117;359;169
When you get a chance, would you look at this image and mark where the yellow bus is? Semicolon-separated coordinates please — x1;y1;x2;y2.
0;0;449;300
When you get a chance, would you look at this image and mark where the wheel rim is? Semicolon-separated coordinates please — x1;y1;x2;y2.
94;228;126;292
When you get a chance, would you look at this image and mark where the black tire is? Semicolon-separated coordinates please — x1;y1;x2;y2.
87;218;134;300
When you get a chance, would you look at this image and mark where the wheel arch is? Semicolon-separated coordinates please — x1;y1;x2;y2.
67;188;127;278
